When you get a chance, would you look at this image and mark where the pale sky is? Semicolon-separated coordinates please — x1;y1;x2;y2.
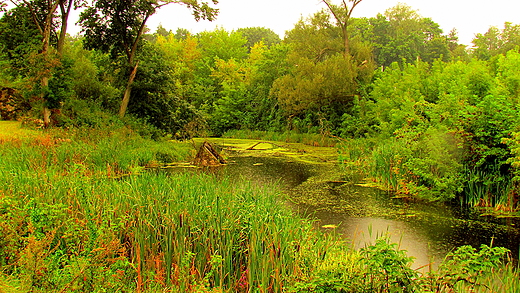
141;0;520;46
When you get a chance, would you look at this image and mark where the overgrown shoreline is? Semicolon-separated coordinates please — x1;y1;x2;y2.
0;122;518;292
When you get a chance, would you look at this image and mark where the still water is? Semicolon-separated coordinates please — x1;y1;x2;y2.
221;155;520;269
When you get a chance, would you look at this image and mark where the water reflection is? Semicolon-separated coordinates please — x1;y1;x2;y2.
223;156;314;190
314;214;449;270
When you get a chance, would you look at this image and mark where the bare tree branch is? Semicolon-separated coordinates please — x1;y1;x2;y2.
321;0;363;56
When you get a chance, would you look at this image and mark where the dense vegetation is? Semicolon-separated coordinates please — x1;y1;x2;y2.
0;122;518;292
1;0;520;291
2;1;520;212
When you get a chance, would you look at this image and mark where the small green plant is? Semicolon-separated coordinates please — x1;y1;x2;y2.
423;244;510;292
360;237;418;292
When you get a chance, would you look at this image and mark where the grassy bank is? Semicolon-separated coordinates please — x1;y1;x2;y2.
0;123;329;291
0;122;518;292
338;136;520;218
222;129;339;148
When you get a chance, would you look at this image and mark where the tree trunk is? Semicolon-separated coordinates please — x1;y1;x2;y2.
42;106;51;127
342;25;350;57
41;15;53;127
57;0;73;55
117;13;149;118
119;62;139;118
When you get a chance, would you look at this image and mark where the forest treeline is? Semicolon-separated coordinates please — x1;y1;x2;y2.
1;1;520;210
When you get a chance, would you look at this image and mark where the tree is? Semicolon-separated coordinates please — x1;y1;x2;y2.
271;53;358;116
127;41;196;135
174;28;190;40
57;0;82;54
0;4;41;75
4;0;80;126
193;28;247;111
235;27;281;51
274;8;374;131
322;0;363;56
196;28;248;62
79;0;218;117
472;22;520;60
369;4;454;67
63;37;121;110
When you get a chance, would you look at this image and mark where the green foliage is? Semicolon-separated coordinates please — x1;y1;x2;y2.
196;28;248;62
127;41;195;135
492;49;520;101
287;235;418;293
272;53;358;117
472;22;520;60
459;94;518;208
209;57;252;134
0;4;42;76
236;27;281;50
45;57;74;109
505;132;520;185
289;234;515;293
271;7;376;132
247;42;291;130
423;244;510;291
368;4;455;67
360;237;418;292
461;95;517;170
79;0;217;59
342;53;520;209
64;37;121;110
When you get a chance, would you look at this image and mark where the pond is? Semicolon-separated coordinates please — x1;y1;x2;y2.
225;155;520;270
176;139;520;269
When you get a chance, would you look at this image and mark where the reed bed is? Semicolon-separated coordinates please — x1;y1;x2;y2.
0;169;322;291
0;126;329;291
463;166;516;211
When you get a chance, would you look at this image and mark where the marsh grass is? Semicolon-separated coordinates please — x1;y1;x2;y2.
463;166;517;212
0;126;331;291
1;123;518;292
339;137;405;191
337;138;375;181
338;133;518;212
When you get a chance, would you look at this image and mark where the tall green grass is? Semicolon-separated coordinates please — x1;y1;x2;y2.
0;170;321;291
338;137;405;190
463;165;516;211
1;126;518;292
0;126;192;176
0;127;330;291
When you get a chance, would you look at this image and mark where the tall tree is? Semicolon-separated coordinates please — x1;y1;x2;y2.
57;0;81;54
322;0;362;56
0;4;41;74
274;9;375;132
79;0;218;118
369;4;453;67
6;0;80;125
472;22;520;60
235;27;281;51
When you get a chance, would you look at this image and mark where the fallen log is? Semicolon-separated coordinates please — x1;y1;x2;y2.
193;141;226;166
